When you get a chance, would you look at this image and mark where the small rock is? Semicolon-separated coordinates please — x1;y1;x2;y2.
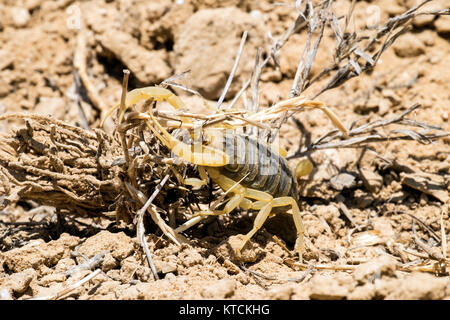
101;252;119;272
54;258;76;274
201;279;236;299
134;266;153;282
222;259;241;275
173;7;265;100
7;268;36;295
413;14;436;27
393;34;425;58
77;231;135;261
119;256;139;282
377;98;392;116
419;193;429;206
417;30;436;47
38;273;66;287
382;273;449;300
99;30;171;85
330;173;356;191
154;260;177;274
164;273;176;281
389;191;407;203
179;248;203;267
359;168;383;192
434;15;450;34
0;289;12;300
1;234;79;273
400;172;449;203
352;189;374;209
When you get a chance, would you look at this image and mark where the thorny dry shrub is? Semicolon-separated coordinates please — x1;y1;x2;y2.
0;114;123;218
0;113;200;226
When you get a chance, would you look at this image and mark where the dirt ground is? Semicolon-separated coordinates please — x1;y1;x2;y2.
0;0;449;300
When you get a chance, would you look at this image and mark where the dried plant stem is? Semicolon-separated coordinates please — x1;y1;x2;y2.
73;28;107;114
215;31;248;111
289;104;449;158
31;269;102;300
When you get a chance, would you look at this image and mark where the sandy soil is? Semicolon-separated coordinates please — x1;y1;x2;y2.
0;0;449;300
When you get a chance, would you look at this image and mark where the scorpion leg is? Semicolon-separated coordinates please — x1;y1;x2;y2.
236;194;305;262
175;192;245;233
145;112;230;167
175;171;247;233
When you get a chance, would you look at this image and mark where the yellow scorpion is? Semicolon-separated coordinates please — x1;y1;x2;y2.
103;86;347;260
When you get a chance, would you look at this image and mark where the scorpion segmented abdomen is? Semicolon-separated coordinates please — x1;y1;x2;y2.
220;133;298;201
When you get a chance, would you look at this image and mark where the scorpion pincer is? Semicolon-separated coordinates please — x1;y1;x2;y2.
104;86;348;261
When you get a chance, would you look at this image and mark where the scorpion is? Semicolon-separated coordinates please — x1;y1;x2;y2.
104;86;348;260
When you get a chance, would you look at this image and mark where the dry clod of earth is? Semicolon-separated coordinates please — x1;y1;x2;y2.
1;234;79;273
434;15;450;34
77;231;135;262
309;273;354;300
200;279;236;299
379;273;450;300
99;30;172;85
393;34;426;58
353;255;398;284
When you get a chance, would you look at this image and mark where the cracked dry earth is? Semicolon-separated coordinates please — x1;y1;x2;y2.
1;0;450;300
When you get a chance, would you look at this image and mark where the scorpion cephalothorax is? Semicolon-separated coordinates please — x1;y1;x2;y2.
103;86;347;261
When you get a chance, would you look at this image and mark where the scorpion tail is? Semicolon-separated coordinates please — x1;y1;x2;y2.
146;107;230;167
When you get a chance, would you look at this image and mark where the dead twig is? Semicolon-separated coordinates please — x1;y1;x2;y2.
215;31;248;111
288;104;449;158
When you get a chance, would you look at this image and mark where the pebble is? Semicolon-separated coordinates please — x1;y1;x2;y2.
7;268;36;294
359;168;383;192
155;261;178;274
441;111;448;121
0;289;12;300
330;173;356;191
